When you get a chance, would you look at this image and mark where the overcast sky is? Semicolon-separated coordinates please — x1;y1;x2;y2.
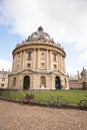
0;0;87;75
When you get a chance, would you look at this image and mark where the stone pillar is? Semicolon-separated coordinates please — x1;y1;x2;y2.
61;55;64;72
37;49;40;69
13;55;17;71
57;53;58;70
36;49;40;69
22;50;26;69
33;49;36;69
49;50;52;70
60;54;62;71
20;51;23;69
60;54;62;70
58;53;60;70
48;50;50;70
36;49;38;69
63;57;66;72
61;55;64;71
12;58;14;71
46;50;49;70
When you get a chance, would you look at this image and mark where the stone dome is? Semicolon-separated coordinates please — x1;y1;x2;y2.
27;26;52;42
81;67;87;77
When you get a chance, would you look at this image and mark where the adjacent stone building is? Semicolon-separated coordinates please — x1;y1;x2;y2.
8;27;69;90
0;69;9;89
69;67;87;90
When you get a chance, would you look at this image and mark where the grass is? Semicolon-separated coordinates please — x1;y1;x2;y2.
0;89;87;105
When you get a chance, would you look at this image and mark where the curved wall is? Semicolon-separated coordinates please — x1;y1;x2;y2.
12;42;66;73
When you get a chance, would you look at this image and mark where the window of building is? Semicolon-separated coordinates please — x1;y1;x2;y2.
13;77;16;86
27;63;31;68
41;63;45;68
1;84;4;87
53;54;56;61
42;52;44;55
42;63;44;66
2;78;5;82
40;51;45;60
28;52;32;60
54;64;57;69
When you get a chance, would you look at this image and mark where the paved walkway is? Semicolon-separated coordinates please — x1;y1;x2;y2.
0;100;87;130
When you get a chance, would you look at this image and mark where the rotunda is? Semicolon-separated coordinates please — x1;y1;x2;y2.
8;27;69;90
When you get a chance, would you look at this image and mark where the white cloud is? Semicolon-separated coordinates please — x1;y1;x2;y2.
0;0;87;41
0;59;12;71
0;0;87;74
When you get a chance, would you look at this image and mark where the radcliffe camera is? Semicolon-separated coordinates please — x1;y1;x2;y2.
0;0;87;130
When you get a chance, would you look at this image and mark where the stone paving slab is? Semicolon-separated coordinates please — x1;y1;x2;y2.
0;100;87;130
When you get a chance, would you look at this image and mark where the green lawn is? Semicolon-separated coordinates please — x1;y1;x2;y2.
0;90;87;105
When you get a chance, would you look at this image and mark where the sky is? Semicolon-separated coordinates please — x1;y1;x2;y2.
0;0;87;75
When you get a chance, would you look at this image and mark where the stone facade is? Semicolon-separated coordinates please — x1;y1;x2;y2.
8;27;69;90
0;69;9;89
69;68;87;90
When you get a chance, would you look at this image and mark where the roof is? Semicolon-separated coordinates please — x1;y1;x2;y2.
27;26;53;43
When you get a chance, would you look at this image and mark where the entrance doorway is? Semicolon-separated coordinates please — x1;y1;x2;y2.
55;76;61;89
23;76;30;90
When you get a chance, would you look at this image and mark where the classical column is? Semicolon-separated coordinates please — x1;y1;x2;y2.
22;50;26;69
12;56;14;71
61;55;64;72
13;54;16;71
37;49;40;69
36;49;40;69
36;49;38;69
46;50;49;70
58;53;60;70
63;57;66;72
49;50;52;70
20;51;23;69
33;49;36;69
57;53;59;70
60;54;62;71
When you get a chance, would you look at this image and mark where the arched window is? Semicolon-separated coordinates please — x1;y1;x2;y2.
40;76;46;88
23;76;30;90
55;76;61;89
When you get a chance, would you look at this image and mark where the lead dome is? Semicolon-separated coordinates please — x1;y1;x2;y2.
27;26;52;42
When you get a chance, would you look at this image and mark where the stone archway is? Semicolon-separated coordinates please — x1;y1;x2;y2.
23;76;30;90
55;76;61;89
40;76;46;88
82;82;87;90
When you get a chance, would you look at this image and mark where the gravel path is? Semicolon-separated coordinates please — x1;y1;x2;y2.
0;100;87;130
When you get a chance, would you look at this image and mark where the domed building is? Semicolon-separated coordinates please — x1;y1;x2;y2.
8;27;69;90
